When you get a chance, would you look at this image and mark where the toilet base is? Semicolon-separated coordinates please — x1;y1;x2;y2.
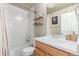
22;52;34;56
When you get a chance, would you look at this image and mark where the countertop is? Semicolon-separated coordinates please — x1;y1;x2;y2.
35;36;79;55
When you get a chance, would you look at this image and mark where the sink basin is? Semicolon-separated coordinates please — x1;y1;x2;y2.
40;37;67;43
47;39;66;43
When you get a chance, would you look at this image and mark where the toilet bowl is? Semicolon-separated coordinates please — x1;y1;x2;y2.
22;47;35;56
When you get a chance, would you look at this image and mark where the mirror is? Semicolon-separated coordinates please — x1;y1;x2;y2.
47;4;79;38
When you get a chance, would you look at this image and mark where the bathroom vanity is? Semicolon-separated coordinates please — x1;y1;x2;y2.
35;36;78;56
35;41;74;56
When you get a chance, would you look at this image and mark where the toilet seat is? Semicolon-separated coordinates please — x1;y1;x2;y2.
23;47;35;53
22;47;35;56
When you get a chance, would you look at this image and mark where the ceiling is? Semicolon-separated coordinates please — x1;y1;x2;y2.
10;3;75;13
47;3;75;13
9;3;36;11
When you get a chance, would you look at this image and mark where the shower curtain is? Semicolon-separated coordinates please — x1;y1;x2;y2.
0;3;9;56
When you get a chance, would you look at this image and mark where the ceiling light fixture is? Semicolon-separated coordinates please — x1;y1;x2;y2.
47;3;55;9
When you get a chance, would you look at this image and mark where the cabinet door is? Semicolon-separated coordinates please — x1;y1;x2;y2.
35;48;45;56
46;53;52;56
35;52;40;56
45;44;70;56
35;41;47;51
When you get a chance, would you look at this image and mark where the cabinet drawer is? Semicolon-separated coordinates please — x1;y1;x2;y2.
35;48;45;56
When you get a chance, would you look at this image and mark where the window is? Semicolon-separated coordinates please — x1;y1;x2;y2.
61;11;78;35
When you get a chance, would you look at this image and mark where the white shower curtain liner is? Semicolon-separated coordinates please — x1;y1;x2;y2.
0;3;9;56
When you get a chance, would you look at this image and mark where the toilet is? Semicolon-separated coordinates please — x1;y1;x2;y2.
22;47;35;56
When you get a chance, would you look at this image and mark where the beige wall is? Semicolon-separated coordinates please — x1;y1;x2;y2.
47;4;78;36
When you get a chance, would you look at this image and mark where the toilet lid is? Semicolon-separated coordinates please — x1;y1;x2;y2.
23;47;35;52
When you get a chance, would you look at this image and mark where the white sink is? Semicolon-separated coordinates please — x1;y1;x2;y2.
39;36;67;43
47;38;66;43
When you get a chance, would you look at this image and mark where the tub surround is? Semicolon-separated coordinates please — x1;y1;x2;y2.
35;36;79;56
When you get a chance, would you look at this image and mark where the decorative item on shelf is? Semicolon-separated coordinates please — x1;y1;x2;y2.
65;31;77;42
34;17;44;25
34;10;44;25
68;34;77;42
34;22;43;25
34;10;44;21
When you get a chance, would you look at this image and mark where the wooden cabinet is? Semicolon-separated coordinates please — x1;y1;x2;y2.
35;48;45;56
46;53;52;56
35;41;74;56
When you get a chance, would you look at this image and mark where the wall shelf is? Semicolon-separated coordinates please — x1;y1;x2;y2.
34;16;43;21
34;23;43;25
34;16;44;25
